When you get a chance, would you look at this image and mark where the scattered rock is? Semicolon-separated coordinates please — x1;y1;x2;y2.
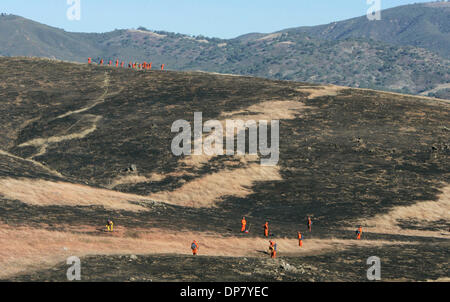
280;261;298;273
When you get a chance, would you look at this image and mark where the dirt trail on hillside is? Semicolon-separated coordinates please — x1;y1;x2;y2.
16;72;122;161
0;149;63;178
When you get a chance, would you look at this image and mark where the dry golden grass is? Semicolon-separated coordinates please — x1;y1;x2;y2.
0;178;152;212
155;98;313;206
107;171;197;188
108;173;165;189
165;98;310;203
356;185;450;238
222;100;309;121
148;164;282;207
0;223;410;279
295;85;345;100
180;99;309;169
257;33;282;41
426;277;450;282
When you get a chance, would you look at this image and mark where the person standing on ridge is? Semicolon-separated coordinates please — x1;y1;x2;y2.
161;64;165;71
100;59;104;65
241;217;247;232
88;57;91;64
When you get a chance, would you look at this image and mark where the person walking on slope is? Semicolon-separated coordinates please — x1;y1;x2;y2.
298;231;303;247
191;240;199;256
307;216;312;232
263;221;269;238
269;241;277;259
88;57;92;64
356;226;362;240
161;64;165;71
241;217;247;232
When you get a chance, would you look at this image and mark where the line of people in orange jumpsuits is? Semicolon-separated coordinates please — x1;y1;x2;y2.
190;216;363;258
88;57;165;71
105;216;363;257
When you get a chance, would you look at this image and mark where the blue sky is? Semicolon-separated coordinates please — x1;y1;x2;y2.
1;0;434;38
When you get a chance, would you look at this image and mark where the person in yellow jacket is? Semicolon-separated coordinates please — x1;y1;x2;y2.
106;219;114;232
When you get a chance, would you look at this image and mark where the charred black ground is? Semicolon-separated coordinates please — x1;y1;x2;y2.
0;57;448;281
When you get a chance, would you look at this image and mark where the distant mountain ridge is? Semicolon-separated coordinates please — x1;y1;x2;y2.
280;2;450;59
0;2;448;98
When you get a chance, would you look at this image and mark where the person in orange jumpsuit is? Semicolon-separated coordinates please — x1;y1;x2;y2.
121;62;124;68
88;57;92;64
109;60;112;66
161;64;165;71
241;217;247;232
191;240;199;256
269;241;277;258
100;59;104;65
307;216;312;232
263;222;269;237
298;232;303;247
115;60;119;67
356;226;362;240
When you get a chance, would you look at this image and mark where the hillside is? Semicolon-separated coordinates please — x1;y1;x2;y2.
0;57;449;281
0;1;449;98
286;2;450;59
